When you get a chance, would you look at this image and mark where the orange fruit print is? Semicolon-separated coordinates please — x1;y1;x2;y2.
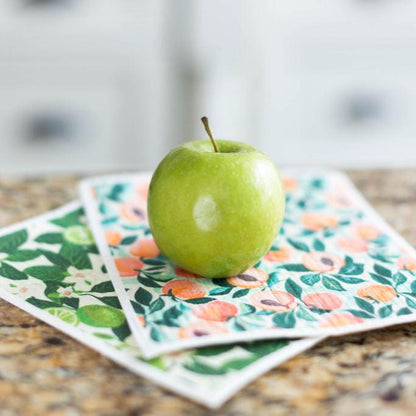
105;231;122;246
129;238;160;258
115;257;144;277
193;300;238;322
357;284;397;303
162;280;206;299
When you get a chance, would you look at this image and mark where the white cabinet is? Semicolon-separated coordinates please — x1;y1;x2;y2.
1;1;416;172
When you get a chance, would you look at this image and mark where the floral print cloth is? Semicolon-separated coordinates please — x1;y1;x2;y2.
80;169;416;358
0;202;317;408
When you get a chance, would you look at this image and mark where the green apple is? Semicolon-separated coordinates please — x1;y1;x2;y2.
147;118;285;278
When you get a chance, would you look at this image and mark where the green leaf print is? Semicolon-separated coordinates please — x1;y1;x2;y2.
107;184;125;202
313;239;325;251
240;303;256;314
221;357;258;371
0;229;28;253
185;360;227;375
354;297;375;314
322;276;346;292
0;262;28;280
39;249;71;270
300;274;320;286
59;243;92;270
393;272;407;287
86;245;99;255
102;217;118;226
35;233;64;244
331;275;365;285
24;265;68;281
98;296;122;309
372;235;389;246
346;309;373;319
44;280;65;300
162;306;182;327
232;289;249;298
135;287;152;306
338;263;364;276
296;306;318;321
287;238;310;252
92;333;115;340
311;178;324;188
214;278;232;287
149;298;165;313
338;219;351;226
369;273;391;286
282;264;309;272
405;296;416;310
323;229;334;238
185;297;215;304
51;209;83;228
131;300;145;314
143;356;166;371
120;235;137;245
62;297;80;309
344;256;353;264
209;286;232;296
6;250;40;262
194;345;235;356
285;279;303;298
112;320;131;341
141;258;166;267
267;272;279;288
273;311;296;328
374;264;392;278
397;307;412;316
91;281;115;293
137;275;162;288
27;297;61;309
369;253;393;264
378;304;393;318
243;340;289;356
150;326;163;342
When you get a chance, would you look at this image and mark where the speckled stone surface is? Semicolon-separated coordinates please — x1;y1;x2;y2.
1;169;416;416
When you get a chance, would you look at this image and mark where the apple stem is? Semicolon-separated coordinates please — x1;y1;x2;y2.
201;116;220;153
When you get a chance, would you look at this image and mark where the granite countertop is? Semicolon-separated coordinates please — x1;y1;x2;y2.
1;169;416;416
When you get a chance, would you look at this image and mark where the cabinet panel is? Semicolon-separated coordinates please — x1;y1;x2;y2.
0;80;124;173
261;68;416;167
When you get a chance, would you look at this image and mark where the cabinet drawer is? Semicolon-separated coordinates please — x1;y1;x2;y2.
0;81;122;173
300;72;415;139
262;69;416;167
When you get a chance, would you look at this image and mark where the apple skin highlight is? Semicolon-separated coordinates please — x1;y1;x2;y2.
147;139;285;278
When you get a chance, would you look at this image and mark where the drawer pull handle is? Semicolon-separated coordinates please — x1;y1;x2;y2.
22;0;74;10
343;94;385;125
24;112;78;144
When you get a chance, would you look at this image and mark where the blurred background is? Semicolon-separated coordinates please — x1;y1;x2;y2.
1;0;416;174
